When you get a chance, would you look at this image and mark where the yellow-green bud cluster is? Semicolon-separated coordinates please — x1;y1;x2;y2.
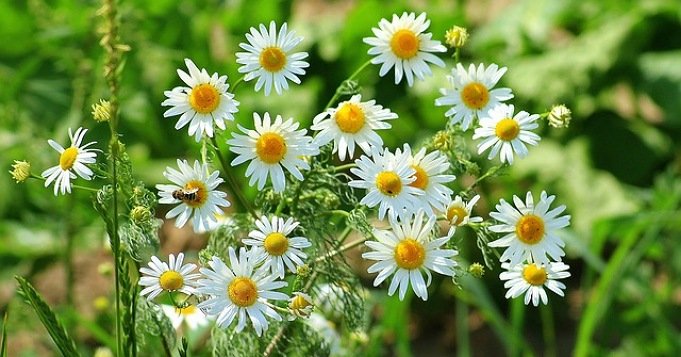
130;205;152;225
468;262;485;278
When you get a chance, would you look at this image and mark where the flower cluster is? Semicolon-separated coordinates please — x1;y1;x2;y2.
20;10;576;343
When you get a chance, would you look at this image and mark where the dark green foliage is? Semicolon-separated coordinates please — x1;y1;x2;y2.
15;277;80;357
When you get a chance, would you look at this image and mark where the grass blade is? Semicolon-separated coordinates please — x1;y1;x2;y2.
1;309;8;357
15;276;81;357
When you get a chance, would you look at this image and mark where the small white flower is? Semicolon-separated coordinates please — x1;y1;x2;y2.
435;63;513;131
397;144;455;214
362;210;458;301
139;253;200;300
348;147;423;220
473;104;541;164
444;194;483;227
311;94;397;161
156;159;231;233
236;21;309;96
227;112;319;193
488;191;570;265
244;215;311;278
161;304;210;330
500;261;570;306
197;248;289;336
41;127;98;195
364;12;446;86
162;58;240;142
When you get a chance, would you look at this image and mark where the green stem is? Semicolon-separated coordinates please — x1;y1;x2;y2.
324;59;372;110
209;136;258;219
540;304;556;357
509;297;525;357
65;195;76;308
231;75;245;92
332;163;356;172
313;226;362;264
455;299;470;357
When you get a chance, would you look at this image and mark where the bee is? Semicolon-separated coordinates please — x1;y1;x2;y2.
172;188;199;203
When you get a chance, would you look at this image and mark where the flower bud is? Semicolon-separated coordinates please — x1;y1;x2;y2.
288;292;314;318
92;99;112;122
468;262;485;278
548;104;572;128
445;26;469;49
10;160;31;183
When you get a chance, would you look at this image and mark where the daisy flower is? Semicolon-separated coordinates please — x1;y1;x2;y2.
162;58;240;142
488;191;570;265
243;215;311;278
364;12;446;86
236;21;309;96
139;253;200;300
197;248;289;336
348;147;423;220
473;104;541;164
444;194;483;227
362;210;458;301
161;304;210;330
41;127;98;196
435;63;513;131
156;159;231;233
227;112;319;193
311;94;397;161
500;261;571;306
397;144;455;214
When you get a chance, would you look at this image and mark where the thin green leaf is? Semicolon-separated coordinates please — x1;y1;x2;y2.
1;309;8;357
15;276;81;357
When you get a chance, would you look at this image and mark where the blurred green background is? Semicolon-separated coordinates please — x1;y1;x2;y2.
1;0;681;356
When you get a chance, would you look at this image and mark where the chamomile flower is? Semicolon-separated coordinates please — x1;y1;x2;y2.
435;63;513;131
161;304;210;330
488;191;570;265
311;94;397;161
236;21;309;96
473;104;541;164
156;160;231;233
139;253;199;300
364;12;446;86
444;194;483;227
397;144;455;214
362;210;458;301
227;112;319;193
162;58;239;142
244;215;311;278
348;147;422;220
41;127;98;196
500;262;571;306
197;248;289;336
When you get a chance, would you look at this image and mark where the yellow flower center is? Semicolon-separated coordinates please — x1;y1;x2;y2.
159;271;184;291
390;29;420;59
176;305;198;316
263;232;289;256
182;180;208;208
515;214;545;245
256;132;287;164
394;239;426;270
59;147;79;170
522;264;547;286
228;277;258;307
375;171;402;197
290;294;312;310
460;82;490;110
446;206;468;226
335;103;366;134
409;165;429;190
495;118;520;141
259;46;287;73
189;83;221;114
